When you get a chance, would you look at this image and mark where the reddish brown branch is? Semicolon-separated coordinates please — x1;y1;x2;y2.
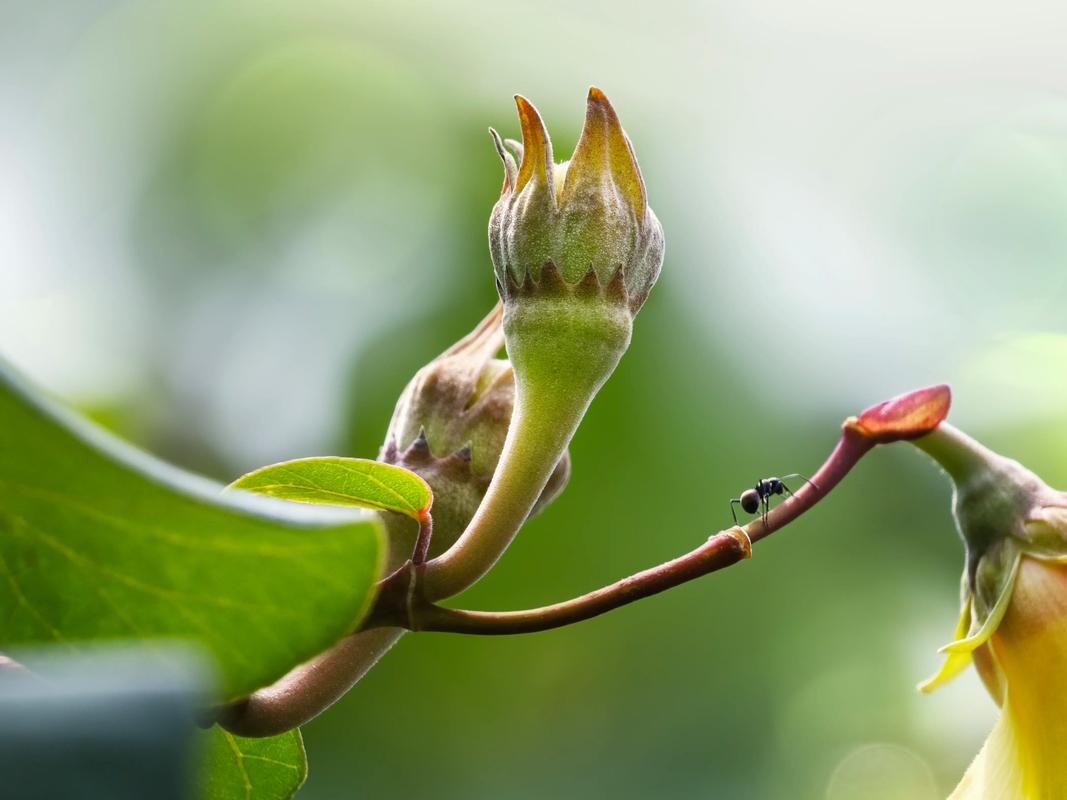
743;424;874;544
412;513;434;565
415;529;751;634
364;419;890;637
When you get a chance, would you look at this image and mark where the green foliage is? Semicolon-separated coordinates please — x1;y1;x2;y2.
200;727;307;800
0;363;386;700
231;457;432;520
203;456;435;800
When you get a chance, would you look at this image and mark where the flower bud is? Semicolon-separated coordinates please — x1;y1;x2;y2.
379;304;569;560
914;424;1067;689
488;88;664;315
419;90;664;601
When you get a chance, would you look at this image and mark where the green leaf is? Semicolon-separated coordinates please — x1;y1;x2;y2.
0;362;386;699
230;457;432;521
200;726;306;800
201;458;430;800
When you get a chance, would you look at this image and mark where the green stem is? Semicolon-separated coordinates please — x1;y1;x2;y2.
911;423;1003;486
421;290;631;599
912;421;1053;561
420;370;600;599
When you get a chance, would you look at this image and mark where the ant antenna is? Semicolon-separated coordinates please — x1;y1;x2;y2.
779;472;820;491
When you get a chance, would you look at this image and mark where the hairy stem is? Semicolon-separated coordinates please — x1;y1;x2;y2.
421;294;630;599
420;383;588;598
910;422;1001;486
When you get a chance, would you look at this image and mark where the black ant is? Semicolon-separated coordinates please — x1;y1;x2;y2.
729;474;817;527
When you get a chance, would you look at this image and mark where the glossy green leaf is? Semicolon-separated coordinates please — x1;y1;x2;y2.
200;726;306;800
0;363;386;699
230;457;432;520
202;459;431;800
200;458;430;800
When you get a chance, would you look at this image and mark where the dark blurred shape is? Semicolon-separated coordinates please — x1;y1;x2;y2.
0;646;209;800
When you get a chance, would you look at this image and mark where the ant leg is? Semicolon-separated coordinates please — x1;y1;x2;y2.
730;499;742;527
761;496;769;527
780;481;794;497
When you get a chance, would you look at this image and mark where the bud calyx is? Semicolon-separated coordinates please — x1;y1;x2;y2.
488;88;664;314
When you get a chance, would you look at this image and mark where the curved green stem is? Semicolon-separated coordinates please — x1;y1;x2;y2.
420;366;605;599
911;421;1054;565
421;291;631;599
911;423;1003;486
217;627;405;737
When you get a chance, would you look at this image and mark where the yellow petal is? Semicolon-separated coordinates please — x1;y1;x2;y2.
941;550;1021;654
990;559;1067;797
918;596;974;693
948;707;1024;799
950;558;1067;798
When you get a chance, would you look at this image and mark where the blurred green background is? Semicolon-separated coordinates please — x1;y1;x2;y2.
4;1;1067;797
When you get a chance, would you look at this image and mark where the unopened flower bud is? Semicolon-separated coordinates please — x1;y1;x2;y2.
379;304;569;560
488;87;664;315
419;90;666;600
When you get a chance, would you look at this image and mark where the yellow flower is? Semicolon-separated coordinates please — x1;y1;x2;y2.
913;425;1067;798
949;557;1067;798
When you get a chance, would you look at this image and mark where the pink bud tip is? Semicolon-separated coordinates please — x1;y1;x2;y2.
852;384;951;443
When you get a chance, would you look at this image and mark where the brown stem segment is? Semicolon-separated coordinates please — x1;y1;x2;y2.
743;422;874;545
414;530;751;634
219;385;948;733
365;420;880;636
412;513;434;565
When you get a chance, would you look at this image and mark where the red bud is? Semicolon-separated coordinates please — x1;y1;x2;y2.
852;384;951;443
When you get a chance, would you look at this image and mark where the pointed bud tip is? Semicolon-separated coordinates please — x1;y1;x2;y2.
411;427;431;455
513;95;552;194
562;85;645;215
586;86;615;113
514;95;542;130
489;127;516;195
852;384;951;443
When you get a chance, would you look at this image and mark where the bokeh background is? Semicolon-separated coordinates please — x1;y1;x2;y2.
4;1;1067;797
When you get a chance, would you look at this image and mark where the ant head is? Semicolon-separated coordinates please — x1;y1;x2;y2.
740;488;760;514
